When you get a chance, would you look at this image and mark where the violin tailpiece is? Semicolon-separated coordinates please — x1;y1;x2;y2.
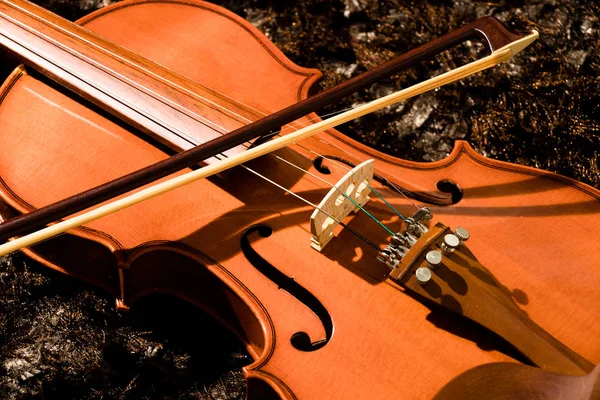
310;159;374;252
382;220;594;376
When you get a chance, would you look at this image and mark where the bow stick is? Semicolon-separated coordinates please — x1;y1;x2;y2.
0;30;538;256
0;12;529;242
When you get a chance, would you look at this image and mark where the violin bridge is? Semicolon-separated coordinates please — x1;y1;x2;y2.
310;159;375;252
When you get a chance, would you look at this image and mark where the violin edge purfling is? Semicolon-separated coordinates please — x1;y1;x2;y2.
0;1;598;399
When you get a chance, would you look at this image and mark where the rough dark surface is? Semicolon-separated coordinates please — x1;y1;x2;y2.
0;0;599;399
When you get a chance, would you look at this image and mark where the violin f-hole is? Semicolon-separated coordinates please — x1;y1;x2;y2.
313;156;332;175
436;179;463;204
240;224;333;352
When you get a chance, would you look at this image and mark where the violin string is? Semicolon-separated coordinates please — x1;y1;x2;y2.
184;125;395;251
162;73;422;215
386;180;420;209
271;154;396;236
289;143;410;220
187;98;421;219
176;99;404;236
227;134;401;237
298;138;421;210
240;165;381;251
193;93;422;212
207;143;395;239
174;96;415;237
251;119;420;219
194;83;422;210
161;74;418;210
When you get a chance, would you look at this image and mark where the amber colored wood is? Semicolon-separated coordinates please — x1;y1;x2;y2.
0;31;540;256
0;0;276;155
393;222;593;376
310;159;374;252
0;1;598;399
434;362;600;400
0;0;532;241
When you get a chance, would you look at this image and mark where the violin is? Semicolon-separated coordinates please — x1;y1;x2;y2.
0;0;598;399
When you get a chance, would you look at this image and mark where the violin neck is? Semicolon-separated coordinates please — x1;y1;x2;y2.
0;0;253;159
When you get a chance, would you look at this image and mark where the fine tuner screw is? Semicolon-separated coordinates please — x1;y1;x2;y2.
455;227;470;243
415;267;432;284
426;250;443;269
441;233;460;254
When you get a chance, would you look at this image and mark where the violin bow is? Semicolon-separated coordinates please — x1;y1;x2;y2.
0;11;532;242
0;29;538;256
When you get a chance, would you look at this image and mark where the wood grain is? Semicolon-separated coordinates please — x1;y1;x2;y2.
0;0;529;242
434;362;600;400
0;1;597;399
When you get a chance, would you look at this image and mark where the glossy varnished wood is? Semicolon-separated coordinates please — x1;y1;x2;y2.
0;0;524;241
434;362;600;400
0;32;537;255
0;0;302;154
0;1;598;399
393;222;593;376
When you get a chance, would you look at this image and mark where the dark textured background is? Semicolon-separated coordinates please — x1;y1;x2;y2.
0;0;599;398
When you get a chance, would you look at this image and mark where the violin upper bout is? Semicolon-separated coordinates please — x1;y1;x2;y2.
76;0;323;113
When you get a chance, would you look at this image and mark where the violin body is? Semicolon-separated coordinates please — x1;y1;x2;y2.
0;1;599;398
